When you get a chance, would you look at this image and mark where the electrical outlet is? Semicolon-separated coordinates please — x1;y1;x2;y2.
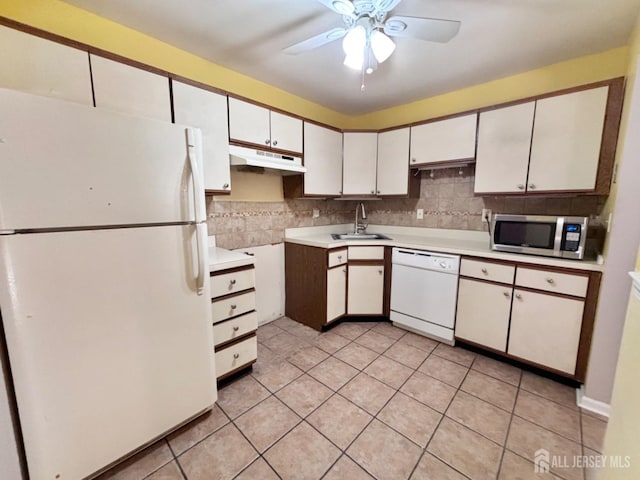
312;208;320;218
417;208;424;219
482;209;492;223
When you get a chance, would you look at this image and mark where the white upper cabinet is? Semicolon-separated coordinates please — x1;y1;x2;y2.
228;97;302;153
90;55;171;122
475;102;535;194
342;132;378;196
409;113;477;166
528;86;608;192
376;128;410;196
303;123;343;196
172;81;231;193
0;26;92;105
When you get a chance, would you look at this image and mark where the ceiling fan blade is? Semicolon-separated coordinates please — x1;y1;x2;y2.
373;0;403;16
315;0;356;17
384;15;461;43
283;27;348;55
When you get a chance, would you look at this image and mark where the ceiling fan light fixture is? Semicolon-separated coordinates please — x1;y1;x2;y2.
342;25;366;69
344;51;364;70
370;30;395;63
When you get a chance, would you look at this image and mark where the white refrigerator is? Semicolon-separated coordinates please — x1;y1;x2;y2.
0;89;216;480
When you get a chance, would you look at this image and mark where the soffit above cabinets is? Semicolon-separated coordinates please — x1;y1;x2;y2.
63;0;640;115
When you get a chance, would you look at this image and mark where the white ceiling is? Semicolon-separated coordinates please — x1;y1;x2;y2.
63;0;640;115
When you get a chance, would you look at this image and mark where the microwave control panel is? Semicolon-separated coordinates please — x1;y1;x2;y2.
562;224;582;251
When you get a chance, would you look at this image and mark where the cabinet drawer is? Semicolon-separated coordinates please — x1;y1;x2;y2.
516;267;588;298
215;336;257;378
211;268;255;298
328;249;348;268
348;246;385;260
460;258;515;284
212;291;255;323
213;311;258;347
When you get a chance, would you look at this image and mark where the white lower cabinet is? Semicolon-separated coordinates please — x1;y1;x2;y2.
508;289;584;374
348;265;384;315
326;266;346;323
455;278;511;351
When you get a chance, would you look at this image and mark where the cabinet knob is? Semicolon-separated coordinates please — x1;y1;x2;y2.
233;353;240;359
411;158;416;163
371;190;375;194
230;304;237;309
376;190;380;194
223;183;230;189
503;291;510;297
378;270;383;275
272;140;278;146
529;183;536;189
230;279;237;285
265;139;271;145
338;255;342;260
342;268;346;273
517;184;525;190
515;293;522;300
339;190;342;194
481;268;488;274
233;326;239;332
546;277;555;284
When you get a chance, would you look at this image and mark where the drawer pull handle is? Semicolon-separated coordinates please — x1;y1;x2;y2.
233;353;240;359
529;183;536;189
338;255;342;260
503;291;510;297
379;269;383;275
546;277;555;284
223;183;230;189
230;279;237;285
230;304;237;309
272;140;278;146
515;293;522;300
233;326;239;332
517;184;525;190
342;268;346;273
481;268;488;274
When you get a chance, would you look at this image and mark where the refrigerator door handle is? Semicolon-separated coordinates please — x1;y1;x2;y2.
186;128;206;223
195;223;207;296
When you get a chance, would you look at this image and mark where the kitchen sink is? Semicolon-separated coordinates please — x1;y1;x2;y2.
331;233;391;240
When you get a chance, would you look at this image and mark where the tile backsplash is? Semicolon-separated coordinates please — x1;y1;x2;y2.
207;167;605;250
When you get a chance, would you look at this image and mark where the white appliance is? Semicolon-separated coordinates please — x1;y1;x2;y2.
390;248;461;344
229;144;306;173
0;89;216;480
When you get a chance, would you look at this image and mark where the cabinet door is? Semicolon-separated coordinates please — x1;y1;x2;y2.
342;132;378;195
508;289;584;374
474;102;534;194
0;25;93;105
326;266;347;323
90;55;171;121
376;128;410;196
409;113;477;166
172;81;231;193
455;278;512;351
270;111;303;153
347;265;384;315
303;123;343;196
528;87;608;192
228;97;270;147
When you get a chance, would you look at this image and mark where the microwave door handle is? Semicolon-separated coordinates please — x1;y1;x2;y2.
554;217;565;256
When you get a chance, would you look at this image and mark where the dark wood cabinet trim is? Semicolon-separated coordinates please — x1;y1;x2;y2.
210;264;255;277
512;285;586;302
459;275;514;288
409;157;476;169
515;262;590;278
214;331;257;352
575;271;602;380
216;359;257;383
383;247;392;317
347;260;385;266
210;288;255;303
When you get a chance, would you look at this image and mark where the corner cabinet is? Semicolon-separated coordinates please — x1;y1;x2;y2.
409;113;477;167
172;81;231;194
342;132;379;196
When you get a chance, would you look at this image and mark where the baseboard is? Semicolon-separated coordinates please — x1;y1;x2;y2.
576;385;611;418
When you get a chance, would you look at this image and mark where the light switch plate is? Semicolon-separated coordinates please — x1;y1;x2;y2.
417;208;424;219
312;208;320;218
482;209;492;223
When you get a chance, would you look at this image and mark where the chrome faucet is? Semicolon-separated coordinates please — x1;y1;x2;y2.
354;202;368;234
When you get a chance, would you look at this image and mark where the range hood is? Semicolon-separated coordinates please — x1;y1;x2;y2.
229;145;306;174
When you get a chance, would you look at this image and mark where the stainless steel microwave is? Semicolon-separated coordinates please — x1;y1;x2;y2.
490;214;603;260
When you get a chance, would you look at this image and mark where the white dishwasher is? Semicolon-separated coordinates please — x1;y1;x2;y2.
390;248;460;344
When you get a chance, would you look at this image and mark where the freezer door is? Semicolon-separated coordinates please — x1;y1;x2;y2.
0;88;205;230
0;225;215;480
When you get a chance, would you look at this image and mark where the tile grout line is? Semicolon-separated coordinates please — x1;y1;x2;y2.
164;439;190;480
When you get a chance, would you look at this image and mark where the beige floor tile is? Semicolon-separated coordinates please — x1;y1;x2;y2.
286;345;329;371
287;323;321;343
378;392;442;447
506;416;583;480
263;422;341;480
323;455;375;480
234;458;279;480
520;372;578;409
217;375;270;419
364;355;414;389
145;461;184;480
261;331;306;354
432;343;476;367
308;356;359;391
313;332;351;354
400;371;457;413
272;317;301;330
397;331;439;353
427;417;503;480
307;394;372;449
252;358;303;392
581;414;607;453
383;340;430;369
167;405;229;455
334;342;379;370
347;419;423;480
332;322;371;340
472;355;522;386
276;374;333;417
372;322;407;340
234;396;300;453
178;423;257;480
499;450;563;479
461;370;518;412
446;390;511;445
515;390;581;442
339;373;396;415
97;441;173;480
355;330;396;353
419;354;469;388
256;323;284;342
410;452;468;480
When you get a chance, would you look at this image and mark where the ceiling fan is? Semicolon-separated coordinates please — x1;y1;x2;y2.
284;0;461;82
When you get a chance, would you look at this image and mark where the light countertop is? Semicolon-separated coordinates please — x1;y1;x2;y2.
208;247;254;272
285;224;604;272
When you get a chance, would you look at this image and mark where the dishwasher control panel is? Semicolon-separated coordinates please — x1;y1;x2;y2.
391;248;461;273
